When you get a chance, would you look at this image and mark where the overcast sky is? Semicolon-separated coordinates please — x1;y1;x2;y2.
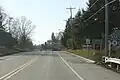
0;0;88;44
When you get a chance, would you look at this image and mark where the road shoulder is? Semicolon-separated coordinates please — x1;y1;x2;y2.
58;51;120;80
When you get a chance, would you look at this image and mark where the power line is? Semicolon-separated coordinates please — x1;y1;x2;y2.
85;6;104;22
82;0;100;16
105;0;116;6
88;0;100;10
66;0;100;21
85;0;116;22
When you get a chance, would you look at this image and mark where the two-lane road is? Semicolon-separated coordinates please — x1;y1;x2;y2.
0;51;120;80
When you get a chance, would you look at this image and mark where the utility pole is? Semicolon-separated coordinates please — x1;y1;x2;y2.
66;6;75;49
8;17;13;34
105;0;109;56
66;6;75;19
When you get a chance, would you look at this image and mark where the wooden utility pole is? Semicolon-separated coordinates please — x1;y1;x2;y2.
105;0;109;56
66;6;75;19
66;6;75;49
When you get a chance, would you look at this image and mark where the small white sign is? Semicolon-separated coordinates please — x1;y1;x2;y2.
86;39;90;44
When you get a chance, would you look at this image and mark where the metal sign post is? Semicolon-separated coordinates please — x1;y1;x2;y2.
108;41;111;57
86;39;90;52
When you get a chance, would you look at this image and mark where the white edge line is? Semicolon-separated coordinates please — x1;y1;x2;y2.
67;52;95;63
3;57;37;80
0;57;37;80
57;52;84;80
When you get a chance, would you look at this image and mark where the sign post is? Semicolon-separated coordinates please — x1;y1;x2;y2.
86;39;90;52
108;41;111;57
100;40;103;51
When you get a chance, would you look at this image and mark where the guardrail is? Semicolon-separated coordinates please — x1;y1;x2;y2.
105;58;120;65
102;56;120;72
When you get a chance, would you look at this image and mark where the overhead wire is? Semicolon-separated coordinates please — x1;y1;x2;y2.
84;0;117;22
88;0;100;11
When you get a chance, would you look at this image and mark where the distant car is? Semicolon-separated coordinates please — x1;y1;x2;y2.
52;48;59;51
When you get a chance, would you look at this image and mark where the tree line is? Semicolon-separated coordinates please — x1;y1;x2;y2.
61;0;120;49
0;6;35;49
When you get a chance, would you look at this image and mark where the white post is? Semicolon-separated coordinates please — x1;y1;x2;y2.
108;41;111;57
117;65;119;70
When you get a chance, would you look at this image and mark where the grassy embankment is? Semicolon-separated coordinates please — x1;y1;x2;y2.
67;49;104;62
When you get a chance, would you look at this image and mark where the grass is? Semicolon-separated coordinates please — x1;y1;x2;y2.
67;49;104;62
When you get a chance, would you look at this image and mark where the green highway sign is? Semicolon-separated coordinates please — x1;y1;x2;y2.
92;39;103;44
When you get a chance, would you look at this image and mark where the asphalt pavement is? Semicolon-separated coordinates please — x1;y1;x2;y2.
0;51;120;80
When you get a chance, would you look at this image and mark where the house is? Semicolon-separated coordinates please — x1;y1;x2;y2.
109;30;120;40
109;30;120;51
0;29;16;48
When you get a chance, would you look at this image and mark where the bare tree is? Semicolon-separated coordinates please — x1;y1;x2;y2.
19;16;35;39
10;16;35;48
0;6;8;30
10;18;20;40
0;6;35;48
